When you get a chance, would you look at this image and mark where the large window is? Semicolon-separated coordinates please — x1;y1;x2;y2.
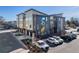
57;17;62;32
25;14;33;30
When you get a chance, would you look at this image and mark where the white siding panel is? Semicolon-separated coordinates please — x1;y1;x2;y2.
24;10;46;31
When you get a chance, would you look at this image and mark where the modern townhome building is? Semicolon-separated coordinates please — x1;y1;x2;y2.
17;9;65;39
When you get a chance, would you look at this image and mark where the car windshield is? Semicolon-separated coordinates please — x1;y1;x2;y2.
68;33;73;36
49;38;54;41
38;42;44;45
56;38;59;40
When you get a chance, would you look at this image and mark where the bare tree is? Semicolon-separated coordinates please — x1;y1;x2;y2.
66;17;79;28
0;16;5;24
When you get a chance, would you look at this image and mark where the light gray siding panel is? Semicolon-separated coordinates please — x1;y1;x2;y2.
24;10;47;31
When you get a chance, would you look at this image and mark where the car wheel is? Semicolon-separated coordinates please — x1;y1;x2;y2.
59;42;63;45
54;43;58;47
41;48;49;53
44;47;49;53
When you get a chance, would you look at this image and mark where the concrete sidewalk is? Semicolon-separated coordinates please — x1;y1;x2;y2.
0;29;17;33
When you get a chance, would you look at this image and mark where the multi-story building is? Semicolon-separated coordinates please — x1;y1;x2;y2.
17;13;25;33
49;14;65;36
17;9;65;39
17;9;50;38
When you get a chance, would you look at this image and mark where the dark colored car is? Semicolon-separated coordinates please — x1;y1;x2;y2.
21;38;32;45
15;32;24;36
60;35;72;42
77;28;79;32
60;32;77;43
71;33;77;39
68;32;77;39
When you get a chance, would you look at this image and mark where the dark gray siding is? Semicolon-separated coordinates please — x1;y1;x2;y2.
33;15;50;37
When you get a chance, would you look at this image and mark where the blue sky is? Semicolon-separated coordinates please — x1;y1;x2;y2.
0;6;79;21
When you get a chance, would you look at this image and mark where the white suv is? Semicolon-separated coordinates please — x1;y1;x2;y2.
37;40;49;52
53;36;63;44
46;37;59;46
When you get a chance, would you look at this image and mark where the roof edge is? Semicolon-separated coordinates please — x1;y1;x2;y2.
24;8;48;15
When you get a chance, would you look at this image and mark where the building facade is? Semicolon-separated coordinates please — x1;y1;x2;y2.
17;9;50;38
17;13;25;33
49;14;65;36
17;9;65;39
33;15;50;38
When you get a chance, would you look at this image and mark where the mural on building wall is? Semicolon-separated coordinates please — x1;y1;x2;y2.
40;17;46;35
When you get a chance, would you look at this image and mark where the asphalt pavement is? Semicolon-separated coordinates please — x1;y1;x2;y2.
0;32;26;53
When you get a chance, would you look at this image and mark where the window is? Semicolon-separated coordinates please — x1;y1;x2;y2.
38;42;44;45
19;14;24;19
27;30;29;35
30;32;32;37
46;17;48;22
50;16;53;20
30;25;31;28
37;24;39;30
42;17;45;21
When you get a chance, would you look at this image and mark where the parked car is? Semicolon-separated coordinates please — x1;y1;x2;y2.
37;40;49;52
60;32;77;42
68;32;77;39
15;32;23;36
72;34;77;39
21;38;32;45
46;37;59;46
60;35;72;42
53;36;64;44
77;28;79;32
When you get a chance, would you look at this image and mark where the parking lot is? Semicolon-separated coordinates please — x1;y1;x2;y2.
12;28;79;53
10;28;79;53
48;30;79;53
